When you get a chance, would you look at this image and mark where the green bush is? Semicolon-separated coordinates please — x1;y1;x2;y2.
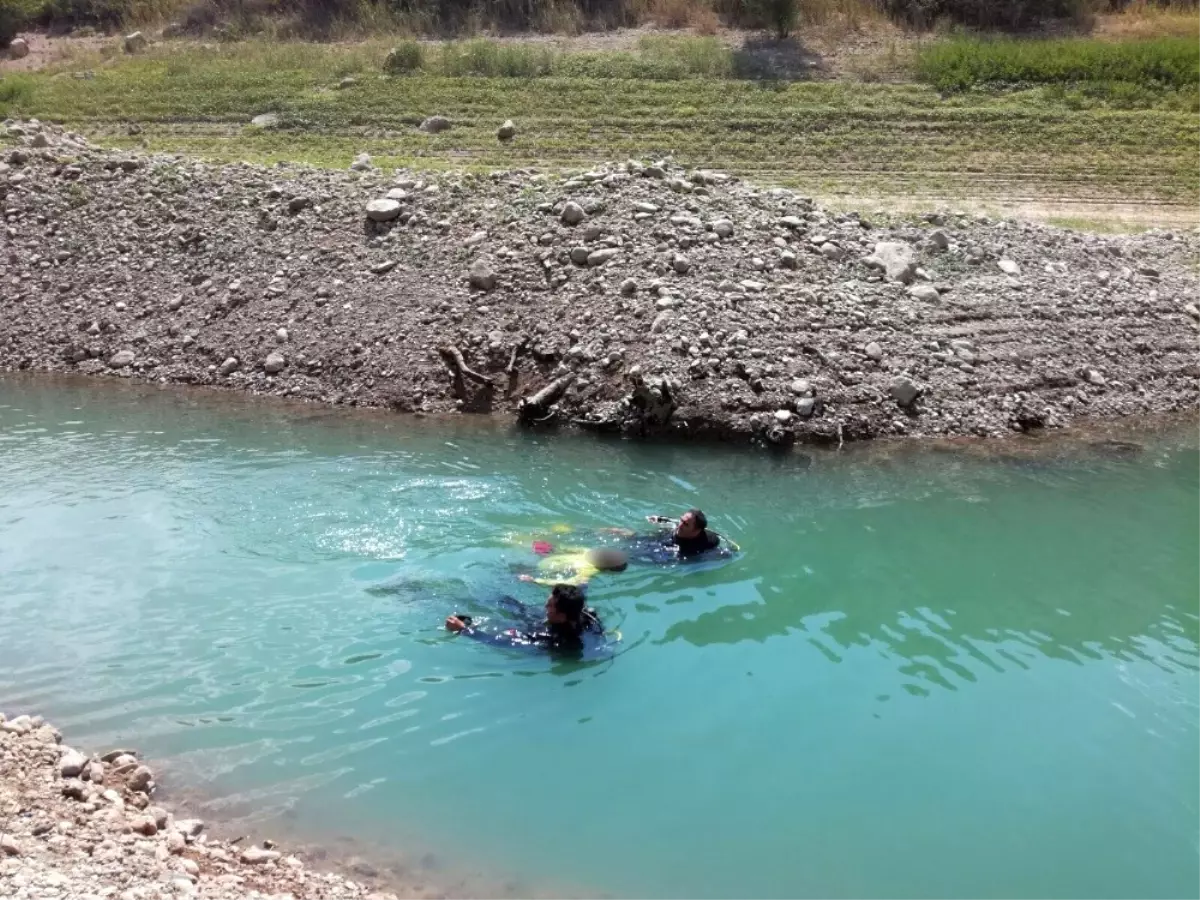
756;0;796;38
383;39;424;74
39;0;132;31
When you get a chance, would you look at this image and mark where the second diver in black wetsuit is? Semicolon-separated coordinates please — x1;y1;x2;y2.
619;508;727;563
444;583;605;655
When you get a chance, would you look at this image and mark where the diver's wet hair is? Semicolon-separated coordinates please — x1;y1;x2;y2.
688;509;708;530
551;583;587;619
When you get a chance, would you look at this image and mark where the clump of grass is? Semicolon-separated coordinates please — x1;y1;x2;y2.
0;74;35;112
635;34;733;76
918;35;1200;91
436;39;558;77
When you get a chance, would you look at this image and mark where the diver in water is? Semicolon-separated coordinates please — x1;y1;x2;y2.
445;583;605;654
646;508;723;558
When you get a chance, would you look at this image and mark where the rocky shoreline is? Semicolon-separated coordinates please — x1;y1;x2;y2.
2;119;1198;448
0;710;410;900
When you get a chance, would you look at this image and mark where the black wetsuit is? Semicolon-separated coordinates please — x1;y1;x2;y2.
623;528;725;564
459;596;605;654
672;529;722;559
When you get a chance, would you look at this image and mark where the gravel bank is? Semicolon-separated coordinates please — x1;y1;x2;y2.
0;710;408;900
2;119;1197;447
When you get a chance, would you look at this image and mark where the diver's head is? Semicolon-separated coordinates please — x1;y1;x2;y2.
546;583;586;626
677;509;707;539
586;548;628;572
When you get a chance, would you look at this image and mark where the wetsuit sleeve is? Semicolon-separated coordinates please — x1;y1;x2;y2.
460;626;550;650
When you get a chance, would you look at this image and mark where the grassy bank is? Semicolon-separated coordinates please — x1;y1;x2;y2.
2;38;1197;216
918;35;1199;92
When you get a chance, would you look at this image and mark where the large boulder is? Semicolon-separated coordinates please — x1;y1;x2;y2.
9;38;30;60
123;32;148;54
419;115;451;134
864;242;917;283
468;259;497;292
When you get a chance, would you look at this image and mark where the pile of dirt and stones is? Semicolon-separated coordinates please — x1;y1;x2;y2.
0;710;407;900
2;118;1197;447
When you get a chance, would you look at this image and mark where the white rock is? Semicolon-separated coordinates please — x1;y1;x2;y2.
619;278;638;296
419;115;451;134
59;749;88;777
796;397;816;417
587;248;619;267
365;199;401;222
865;342;883;361
9;38;30;60
774;409;793;424
819;242;843;261
633;202;659;214
671;253;691;274
998;259;1021;276
218;358;240;376
241;845;282;864
740;280;765;293
790;379;813;397
464;230;488;247
107;350;135;369
174;819;204;840
250;113;279;129
0;715;32;734
865;242;916;283
0;834;19;856
180;858;200;876
908;284;940;302
85;761;105;784
929;229;949;250
497;119;515;141
349;152;373;172
263;352;286;374
166;831;186;854
123;32;148;53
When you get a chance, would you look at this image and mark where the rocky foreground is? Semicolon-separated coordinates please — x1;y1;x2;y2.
2;119;1197;446
0;711;412;900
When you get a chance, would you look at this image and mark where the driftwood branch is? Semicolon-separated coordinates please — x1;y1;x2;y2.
438;346;494;399
505;339;528;399
517;373;574;425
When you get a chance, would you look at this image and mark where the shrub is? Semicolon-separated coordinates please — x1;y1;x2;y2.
0;0;40;46
39;0;133;31
383;39;424;73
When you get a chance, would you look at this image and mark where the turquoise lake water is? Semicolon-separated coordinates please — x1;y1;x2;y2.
1;376;1197;899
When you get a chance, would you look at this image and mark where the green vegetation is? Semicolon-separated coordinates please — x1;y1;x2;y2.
1;39;1195;215
918;35;1200;91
